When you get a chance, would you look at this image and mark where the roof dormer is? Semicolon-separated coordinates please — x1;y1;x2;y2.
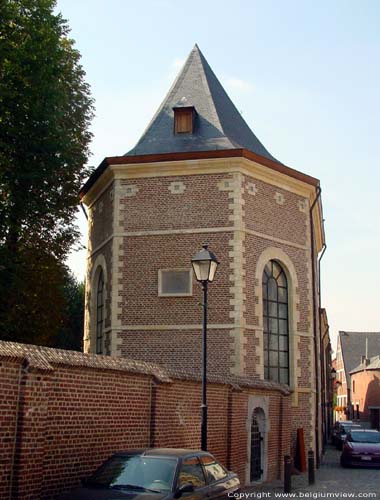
173;98;196;134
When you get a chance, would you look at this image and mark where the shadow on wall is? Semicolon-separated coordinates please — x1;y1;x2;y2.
363;375;380;429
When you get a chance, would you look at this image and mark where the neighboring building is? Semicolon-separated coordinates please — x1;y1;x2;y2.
320;309;333;446
350;355;380;429
80;45;326;481
335;331;380;421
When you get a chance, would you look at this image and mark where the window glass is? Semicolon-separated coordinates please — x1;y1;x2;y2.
178;457;206;488
88;455;177;491
200;455;227;483
160;270;191;295
96;270;104;354
262;260;289;384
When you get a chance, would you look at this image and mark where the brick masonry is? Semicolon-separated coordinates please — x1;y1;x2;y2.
83;156;324;477
0;341;290;499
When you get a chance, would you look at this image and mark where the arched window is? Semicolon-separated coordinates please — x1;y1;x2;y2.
262;260;289;384
96;270;104;354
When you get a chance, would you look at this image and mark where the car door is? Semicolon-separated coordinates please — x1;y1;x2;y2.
176;456;210;500
200;454;238;499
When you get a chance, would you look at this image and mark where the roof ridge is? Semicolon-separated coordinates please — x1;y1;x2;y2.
126;45;279;161
194;46;224;136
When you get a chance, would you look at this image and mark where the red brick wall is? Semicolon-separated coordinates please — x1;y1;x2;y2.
242;175;308;247
0;360;21;500
120;174;231;232
351;369;380;421
0;349;291;500
88;183;114;250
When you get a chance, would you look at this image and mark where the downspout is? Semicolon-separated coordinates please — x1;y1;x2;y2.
318;244;327;451
309;186;321;467
9;360;27;500
80;202;88;220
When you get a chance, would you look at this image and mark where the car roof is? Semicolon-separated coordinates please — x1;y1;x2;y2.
350;429;379;433
112;448;211;458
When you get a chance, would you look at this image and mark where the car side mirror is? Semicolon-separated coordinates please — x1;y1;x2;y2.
175;483;194;498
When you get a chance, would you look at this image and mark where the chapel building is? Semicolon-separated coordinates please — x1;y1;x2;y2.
80;45;327;480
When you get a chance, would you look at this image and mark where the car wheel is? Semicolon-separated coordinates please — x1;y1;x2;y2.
340;456;349;468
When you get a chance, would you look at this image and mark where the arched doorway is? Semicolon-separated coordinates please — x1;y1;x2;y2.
250;408;266;482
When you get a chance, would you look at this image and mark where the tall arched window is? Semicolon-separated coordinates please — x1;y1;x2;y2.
262;260;289;384
96;270;104;354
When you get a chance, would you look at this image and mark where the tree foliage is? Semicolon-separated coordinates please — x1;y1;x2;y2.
0;0;93;344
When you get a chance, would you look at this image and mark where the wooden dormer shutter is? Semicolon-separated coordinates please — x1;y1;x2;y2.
173;106;195;134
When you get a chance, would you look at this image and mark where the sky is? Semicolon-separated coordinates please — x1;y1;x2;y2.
58;0;380;350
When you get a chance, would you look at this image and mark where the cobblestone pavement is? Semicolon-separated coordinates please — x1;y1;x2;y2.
241;445;380;499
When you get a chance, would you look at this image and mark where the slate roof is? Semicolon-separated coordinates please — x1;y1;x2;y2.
350;355;380;375
339;331;380;383
126;44;279;162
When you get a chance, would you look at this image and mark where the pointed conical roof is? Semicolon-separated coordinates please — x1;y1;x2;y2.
127;45;278;162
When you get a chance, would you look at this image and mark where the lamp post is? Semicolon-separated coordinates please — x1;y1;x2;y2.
191;244;219;451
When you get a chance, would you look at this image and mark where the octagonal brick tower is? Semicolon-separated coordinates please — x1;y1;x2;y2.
80;45;326;460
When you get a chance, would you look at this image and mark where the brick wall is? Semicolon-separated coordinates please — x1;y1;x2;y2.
0;342;291;500
0;360;21;500
351;369;380;421
85;160;320;458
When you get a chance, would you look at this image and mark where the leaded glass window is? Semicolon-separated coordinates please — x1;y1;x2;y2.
263;260;289;384
96;270;104;354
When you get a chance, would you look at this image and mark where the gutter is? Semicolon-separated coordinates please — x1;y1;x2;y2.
79;148;320;199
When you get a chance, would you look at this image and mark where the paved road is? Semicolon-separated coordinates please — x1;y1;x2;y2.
241;445;380;499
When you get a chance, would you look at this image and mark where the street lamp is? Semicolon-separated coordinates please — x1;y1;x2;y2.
191;244;219;451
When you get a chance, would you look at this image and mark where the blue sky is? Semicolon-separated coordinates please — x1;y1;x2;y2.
59;0;380;349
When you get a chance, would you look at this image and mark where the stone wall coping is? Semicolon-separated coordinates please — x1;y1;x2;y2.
0;341;290;395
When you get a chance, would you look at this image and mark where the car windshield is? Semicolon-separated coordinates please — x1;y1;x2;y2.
87;455;177;491
341;424;360;433
350;432;380;444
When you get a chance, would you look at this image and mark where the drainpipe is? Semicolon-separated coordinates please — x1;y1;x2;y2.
309;186;322;467
318;244;327;451
9;360;27;500
80;202;88;220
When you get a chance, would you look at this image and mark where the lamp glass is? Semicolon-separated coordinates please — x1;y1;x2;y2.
208;261;218;282
192;260;211;282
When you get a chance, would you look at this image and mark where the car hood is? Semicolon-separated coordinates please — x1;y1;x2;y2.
57;488;170;500
350;442;380;453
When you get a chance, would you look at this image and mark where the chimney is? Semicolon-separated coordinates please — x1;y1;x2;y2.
360;355;366;365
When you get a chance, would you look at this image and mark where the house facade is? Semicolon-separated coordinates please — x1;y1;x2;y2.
81;45;327;481
335;331;380;421
350;356;380;429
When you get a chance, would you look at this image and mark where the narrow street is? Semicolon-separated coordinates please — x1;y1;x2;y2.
243;445;380;499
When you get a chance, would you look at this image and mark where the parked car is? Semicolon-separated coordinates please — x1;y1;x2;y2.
331;421;352;446
335;422;361;450
341;429;380;468
57;448;240;500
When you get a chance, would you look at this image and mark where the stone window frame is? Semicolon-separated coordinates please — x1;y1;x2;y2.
158;268;193;297
89;254;108;354
255;248;300;396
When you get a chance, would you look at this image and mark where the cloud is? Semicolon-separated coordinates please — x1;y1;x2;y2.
171;57;186;72
167;57;186;82
225;77;254;92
